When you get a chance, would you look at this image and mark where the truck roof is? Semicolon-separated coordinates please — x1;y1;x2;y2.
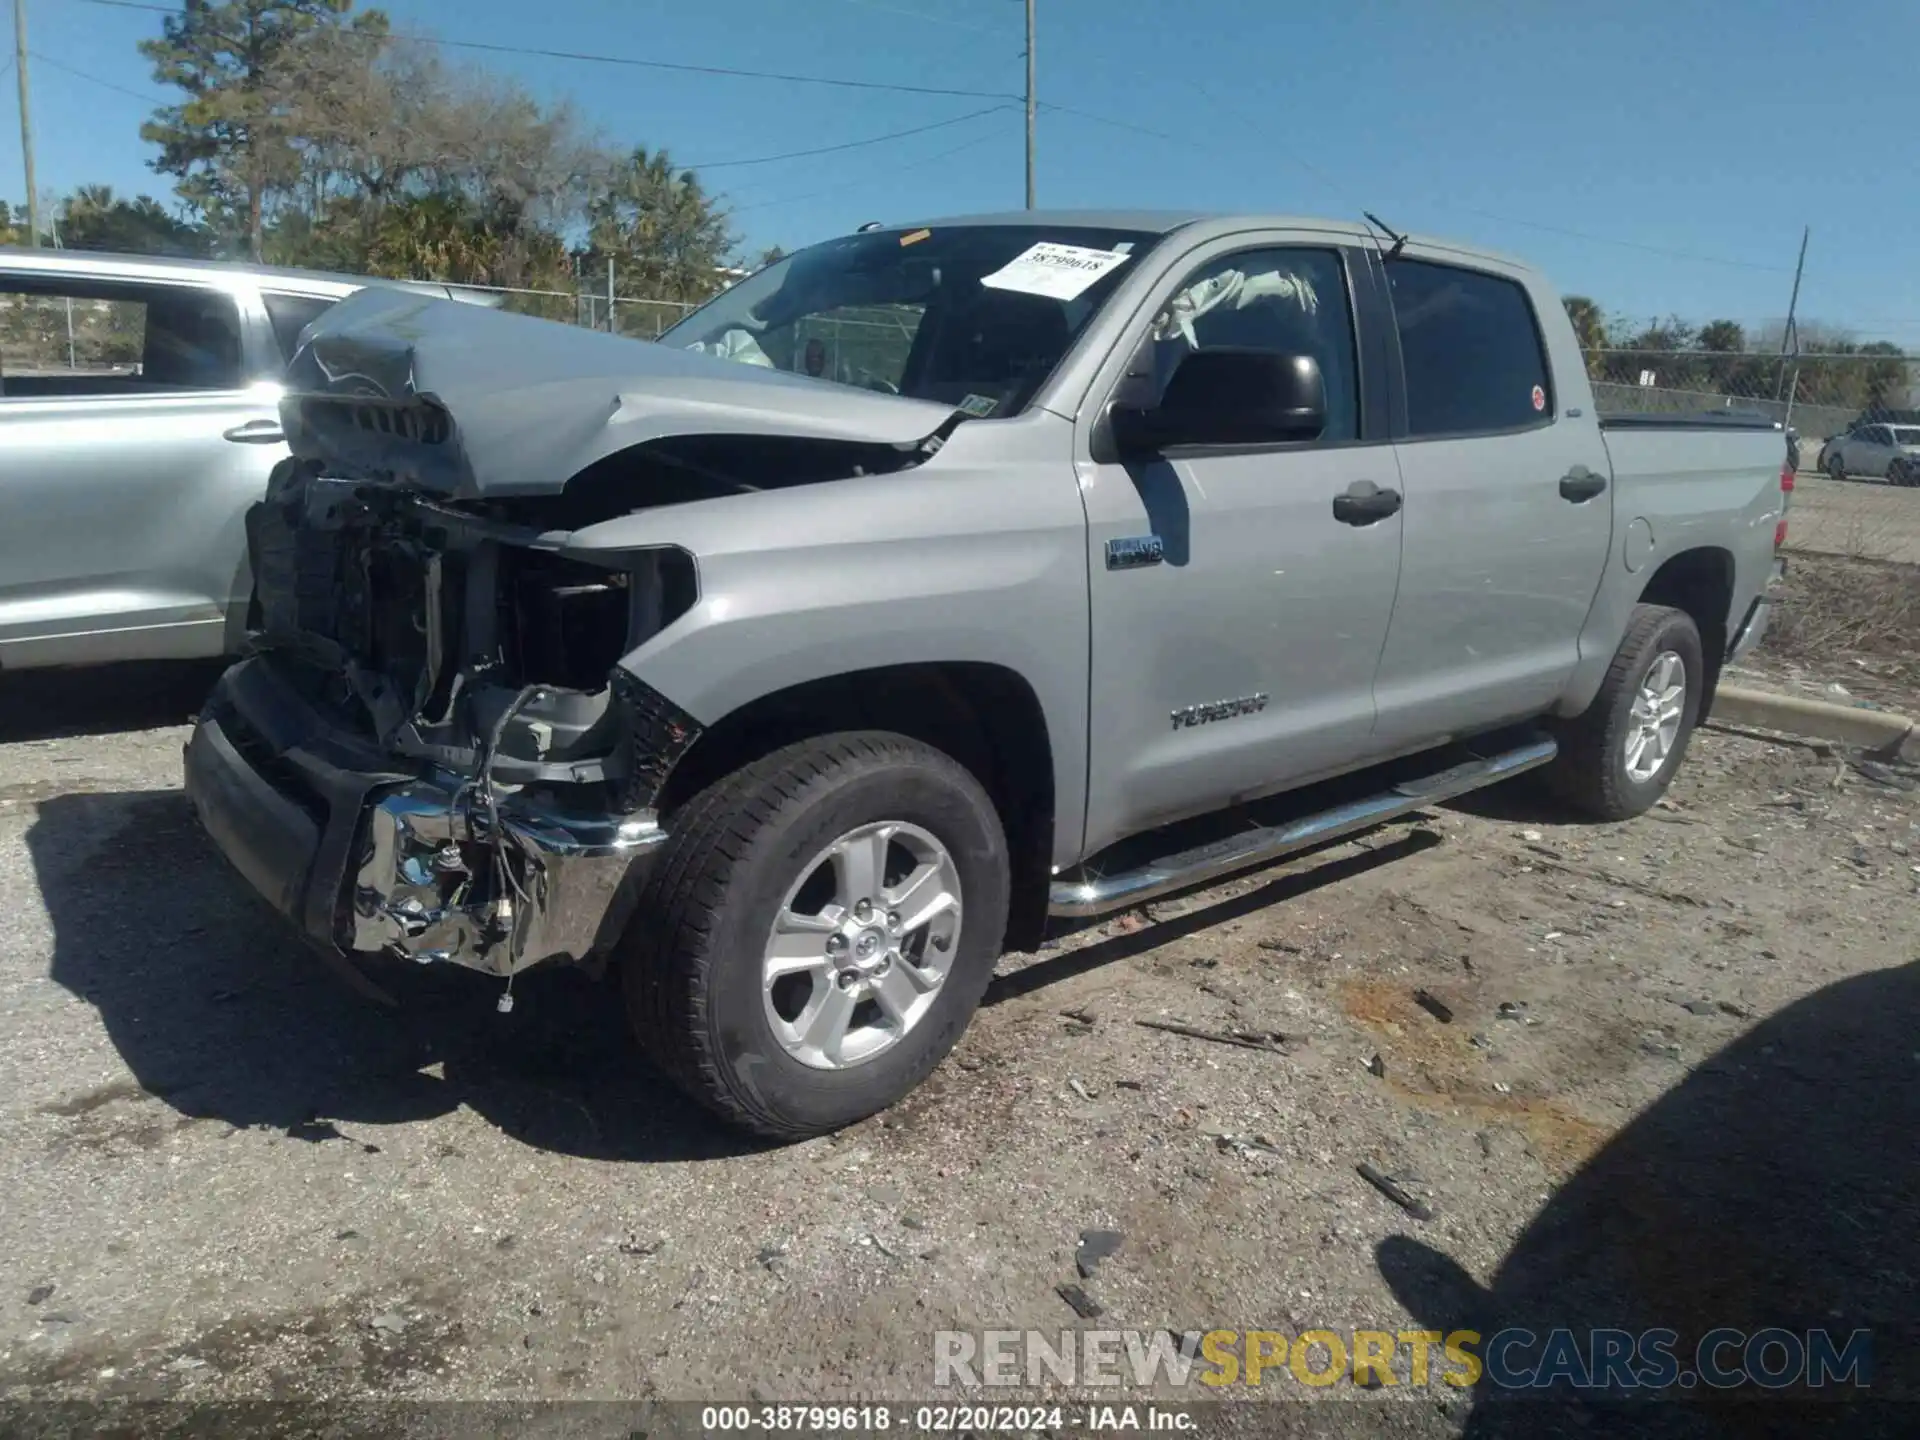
898;209;1532;272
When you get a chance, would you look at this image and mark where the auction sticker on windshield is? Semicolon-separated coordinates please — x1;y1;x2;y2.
981;243;1132;302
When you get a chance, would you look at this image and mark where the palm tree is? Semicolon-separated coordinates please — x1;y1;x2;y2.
1562;295;1609;362
587;147;735;304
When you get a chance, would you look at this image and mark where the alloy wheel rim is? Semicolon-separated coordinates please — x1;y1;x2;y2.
761;820;963;1070
1625;650;1687;784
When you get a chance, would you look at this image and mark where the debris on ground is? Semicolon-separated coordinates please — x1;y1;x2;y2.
1134;1018;1293;1053
1055;1283;1104;1319
1364;1054;1387;1078
26;1285;53;1306
1211;1133;1284;1158
1355;1163;1434;1221
1413;989;1454;1024
1075;1229;1124;1279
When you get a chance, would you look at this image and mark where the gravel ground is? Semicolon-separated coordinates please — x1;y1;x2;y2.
0;621;1915;1436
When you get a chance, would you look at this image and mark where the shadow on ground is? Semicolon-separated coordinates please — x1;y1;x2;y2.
0;661;229;743
1378;959;1920;1438
26;789;764;1164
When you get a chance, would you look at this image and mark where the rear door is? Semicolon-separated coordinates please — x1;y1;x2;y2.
0;267;281;664
1077;234;1404;856
1369;254;1613;752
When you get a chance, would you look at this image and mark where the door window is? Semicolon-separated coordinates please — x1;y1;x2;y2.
0;276;243;398
1147;247;1359;442
1388;259;1552;438
262;291;338;365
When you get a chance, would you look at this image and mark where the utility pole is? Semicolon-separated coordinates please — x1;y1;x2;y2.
1023;0;1035;209
14;0;40;245
1774;225;1809;414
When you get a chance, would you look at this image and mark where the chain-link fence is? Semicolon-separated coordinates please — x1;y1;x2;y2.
437;279;700;338
1584;348;1920;568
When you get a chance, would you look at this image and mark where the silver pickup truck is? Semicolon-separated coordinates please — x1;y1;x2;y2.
181;211;1790;1138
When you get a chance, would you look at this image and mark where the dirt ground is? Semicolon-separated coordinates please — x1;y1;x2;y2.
0;558;1915;1437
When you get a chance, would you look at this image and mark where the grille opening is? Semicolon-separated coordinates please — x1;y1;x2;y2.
500;552;632;691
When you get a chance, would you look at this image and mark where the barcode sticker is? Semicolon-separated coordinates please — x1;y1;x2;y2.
980;243;1132;302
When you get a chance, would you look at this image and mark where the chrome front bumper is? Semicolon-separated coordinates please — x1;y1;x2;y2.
186;657;666;981
351;782;667;976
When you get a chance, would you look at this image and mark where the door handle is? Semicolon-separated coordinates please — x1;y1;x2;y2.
223;419;285;444
1331;480;1402;526
1559;466;1607;502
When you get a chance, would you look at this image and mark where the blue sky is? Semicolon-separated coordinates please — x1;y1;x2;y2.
6;0;1918;343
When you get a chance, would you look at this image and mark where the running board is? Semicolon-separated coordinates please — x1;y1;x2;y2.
1048;734;1558;919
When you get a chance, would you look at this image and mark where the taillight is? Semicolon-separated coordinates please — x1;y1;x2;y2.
1780;463;1795;494
1775;519;1789;549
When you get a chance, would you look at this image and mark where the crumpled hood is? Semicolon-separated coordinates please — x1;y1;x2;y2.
280;285;960;497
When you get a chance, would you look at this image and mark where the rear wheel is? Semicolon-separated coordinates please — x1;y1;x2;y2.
1890;459;1916;488
621;732;1009;1140
1544;604;1705;821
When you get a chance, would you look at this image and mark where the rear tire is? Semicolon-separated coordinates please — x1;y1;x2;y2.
621;732;1010;1141
1544;605;1705;822
1891;459;1916;488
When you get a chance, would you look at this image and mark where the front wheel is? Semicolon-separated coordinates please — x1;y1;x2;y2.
1544;604;1705;821
1890;459;1916;488
621;732;1010;1140
1827;453;1847;481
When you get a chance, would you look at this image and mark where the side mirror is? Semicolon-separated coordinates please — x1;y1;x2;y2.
1111;348;1327;453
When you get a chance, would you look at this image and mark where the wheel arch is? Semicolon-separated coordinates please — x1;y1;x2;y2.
1636;546;1735;719
653;661;1058;956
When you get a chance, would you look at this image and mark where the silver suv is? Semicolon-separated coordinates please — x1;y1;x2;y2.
0;248;484;670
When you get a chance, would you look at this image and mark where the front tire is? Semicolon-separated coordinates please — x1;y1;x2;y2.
1827;452;1846;481
1545;605;1705;821
622;732;1010;1140
1890;459;1916;488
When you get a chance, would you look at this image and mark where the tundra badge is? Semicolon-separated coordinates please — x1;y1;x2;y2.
1171;694;1270;730
1106;535;1165;570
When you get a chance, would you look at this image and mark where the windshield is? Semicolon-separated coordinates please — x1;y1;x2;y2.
658;223;1160;417
1893;427;1920;445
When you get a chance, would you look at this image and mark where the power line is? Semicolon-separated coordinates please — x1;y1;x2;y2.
30;48;165;103
68;0;1021;100
818;0;1007;34
729;124;1012;213
1435;203;1794;274
688;104;1012;170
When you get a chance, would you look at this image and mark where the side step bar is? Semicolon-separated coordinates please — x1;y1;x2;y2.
1048;734;1558;919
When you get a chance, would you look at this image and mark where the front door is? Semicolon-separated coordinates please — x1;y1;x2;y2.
1853;426;1895;478
1370;254;1613;751
1077;237;1404;859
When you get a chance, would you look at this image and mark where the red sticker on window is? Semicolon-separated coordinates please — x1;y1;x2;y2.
1531;385;1547;412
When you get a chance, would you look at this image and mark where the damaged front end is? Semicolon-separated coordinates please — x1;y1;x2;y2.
184;285;962;991
187;455;701;984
